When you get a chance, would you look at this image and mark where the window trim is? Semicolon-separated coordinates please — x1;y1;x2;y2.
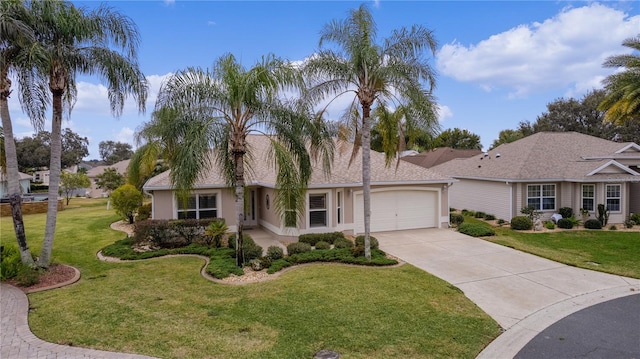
581;184;595;212
336;190;343;225
176;192;219;220
307;191;330;229
605;184;622;213
526;184;556;211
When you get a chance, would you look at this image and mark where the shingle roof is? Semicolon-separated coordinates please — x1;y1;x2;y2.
430;132;640;183
144;135;453;190
86;159;131;177
401;147;483;168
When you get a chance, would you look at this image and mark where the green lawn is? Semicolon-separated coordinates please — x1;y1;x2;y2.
1;199;500;359
464;217;640;279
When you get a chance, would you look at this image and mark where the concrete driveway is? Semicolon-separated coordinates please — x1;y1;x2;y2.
373;228;640;357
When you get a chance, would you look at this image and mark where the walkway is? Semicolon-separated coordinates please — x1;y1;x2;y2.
373;228;640;358
1;283;158;359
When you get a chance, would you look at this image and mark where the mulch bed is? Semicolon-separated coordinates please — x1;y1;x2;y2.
4;264;77;293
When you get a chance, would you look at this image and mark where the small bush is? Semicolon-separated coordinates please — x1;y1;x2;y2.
287;242;312;255
351;245;366;257
510;216;533;230
544;221;555;230
556;218;574;229
0;246;22;280
449;207;457;212
484;214;496;221
630;213;640;225
266;246;284;261
333;237;354;249
314;241;331;250
497;219;506;225
461;209;475;217
609;225;617;231
227;233;255;250
559;207;573;219
450;213;464;226
15;266;40;287
354;235;379;250
584;219;603;229
624;219;635;229
298;232;345;246
458;223;495;237
136;203;152;221
474;211;486;219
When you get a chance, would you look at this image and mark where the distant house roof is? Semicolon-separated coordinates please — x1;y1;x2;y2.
0;171;32;182
430;132;640;183
86;159;131;177
401;147;483;168
144;135;453;191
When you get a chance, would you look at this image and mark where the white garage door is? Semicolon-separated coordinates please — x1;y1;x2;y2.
354;189;438;233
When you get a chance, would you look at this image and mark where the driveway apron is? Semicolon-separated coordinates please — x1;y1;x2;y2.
373;229;640;357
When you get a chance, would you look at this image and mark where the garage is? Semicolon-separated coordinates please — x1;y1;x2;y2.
354;188;438;233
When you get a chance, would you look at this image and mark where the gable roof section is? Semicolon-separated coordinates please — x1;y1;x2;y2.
86;159;131;177
401;147;483;168
144;135;453;190
431;132;640;183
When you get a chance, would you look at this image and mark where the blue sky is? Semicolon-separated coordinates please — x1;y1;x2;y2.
7;1;640;159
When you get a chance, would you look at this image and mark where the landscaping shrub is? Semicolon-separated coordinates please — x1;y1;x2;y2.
609;225;617;231
510;216;533;230
630;213;640;225
458;223;495;237
203;220;228;248
624;219;635;229
0;246;22;280
461;209;475;217
333;237;354;249
206;257;244;279
266;246;284;261
136;203;152;221
227;233;262;261
497;219;506;225
484;214;496;221
597;204;610;226
227;233;255;250
315;241;331;250
351;245;366;257
133;219;217;248
298;232;345;246
355;235;379;250
287;242;312;255
15;266;40;287
474;211;486;219
584;219;603;229
559;207;573;219
449;207;457;212
544;221;555;230
557;218;574;229
450;213;464;226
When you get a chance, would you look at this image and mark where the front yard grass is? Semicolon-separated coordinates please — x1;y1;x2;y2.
462;217;640;279
1;199;500;359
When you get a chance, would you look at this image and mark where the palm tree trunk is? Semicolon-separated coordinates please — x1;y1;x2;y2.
38;90;63;268
1;74;34;266
232;143;246;267
361;103;372;260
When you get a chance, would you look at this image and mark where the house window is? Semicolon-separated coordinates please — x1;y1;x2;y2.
582;184;595;212
177;194;217;219
606;184;621;212
336;191;343;225
309;193;327;227
527;184;555;211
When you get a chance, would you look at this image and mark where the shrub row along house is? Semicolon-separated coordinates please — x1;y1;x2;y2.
430;132;640;224
143;135;454;240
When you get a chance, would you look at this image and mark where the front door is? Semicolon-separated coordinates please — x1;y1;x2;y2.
244;189;257;227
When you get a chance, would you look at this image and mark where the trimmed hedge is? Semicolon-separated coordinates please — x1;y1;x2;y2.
510;216;533;230
333;237;354;249
266;246;284;261
458;223;495;237
559;207;574;219
266;248;397;274
298;232;345;246
557;218;574;229
287;242;312;255
584;219;603;229
315;241;331;250
133;219;218;248
450;213;464;226
354;235;379;250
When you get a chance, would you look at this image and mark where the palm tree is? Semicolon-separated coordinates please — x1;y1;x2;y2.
599;35;640;125
25;0;148;268
1;0;49;266
303;4;439;259
139;53;333;266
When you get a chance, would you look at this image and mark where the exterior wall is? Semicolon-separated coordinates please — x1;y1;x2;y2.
449;179;512;221
0;179;31;197
151;190;174;220
630;182;640;215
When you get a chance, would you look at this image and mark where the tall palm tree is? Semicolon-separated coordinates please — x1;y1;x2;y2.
25;0;148;268
1;0;48;266
139;53;333;266
599;35;640;125
303;4;439;259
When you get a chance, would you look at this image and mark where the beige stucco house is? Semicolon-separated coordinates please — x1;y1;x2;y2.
143;135;454;240
86;159;131;198
430;132;640;223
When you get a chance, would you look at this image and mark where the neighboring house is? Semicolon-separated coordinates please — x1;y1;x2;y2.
401;147;483;168
430;132;640;224
32;169;51;185
143;135;454;240
86;159;131;198
0;170;32;197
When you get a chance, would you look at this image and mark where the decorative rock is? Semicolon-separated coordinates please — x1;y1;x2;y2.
534;219;543;231
314;349;340;359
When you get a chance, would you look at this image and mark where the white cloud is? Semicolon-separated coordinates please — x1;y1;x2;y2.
115;127;135;145
163;0;175;6
436;3;640;98
207;21;216;26
437;105;452;122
